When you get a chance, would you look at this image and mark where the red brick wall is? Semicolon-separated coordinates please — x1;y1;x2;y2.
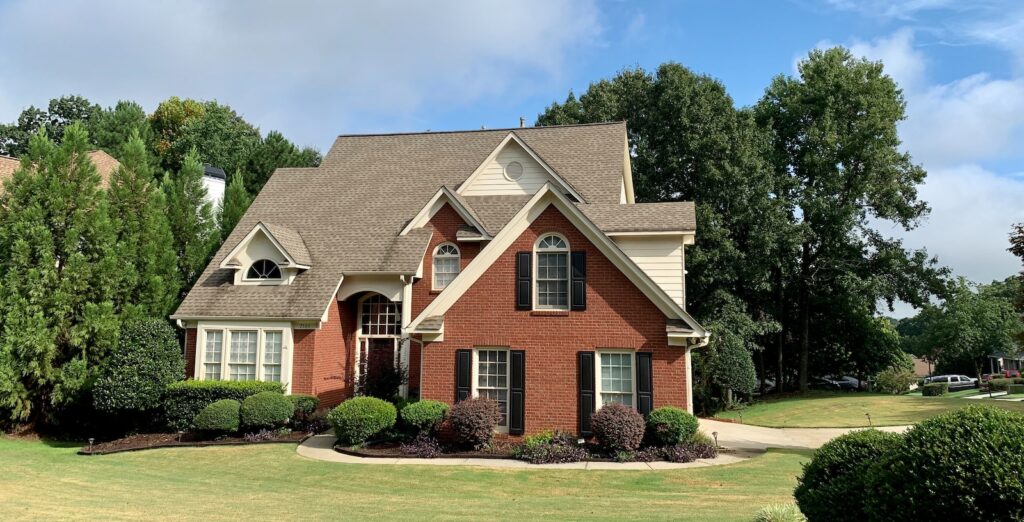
419;206;687;435
184;328;197;379
292;299;356;407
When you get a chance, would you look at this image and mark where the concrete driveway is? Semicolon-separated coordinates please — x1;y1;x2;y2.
699;418;910;451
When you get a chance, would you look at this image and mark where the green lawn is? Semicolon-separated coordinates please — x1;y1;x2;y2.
0;437;808;521
714;391;1024;428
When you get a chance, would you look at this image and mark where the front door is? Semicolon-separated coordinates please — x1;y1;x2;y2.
358;338;400;398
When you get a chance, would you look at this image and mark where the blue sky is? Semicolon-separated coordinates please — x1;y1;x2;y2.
1;0;1022;316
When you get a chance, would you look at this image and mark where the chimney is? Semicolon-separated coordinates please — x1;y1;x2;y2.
519;116;525;128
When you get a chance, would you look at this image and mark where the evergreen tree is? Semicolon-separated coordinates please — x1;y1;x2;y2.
108;131;181;318
164;148;218;295
0;124;120;425
220;170;252;240
245;130;321;194
89;101;156;160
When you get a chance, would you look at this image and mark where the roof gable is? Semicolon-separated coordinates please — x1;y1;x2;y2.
220;222;312;270
458;133;584;202
400;186;491;238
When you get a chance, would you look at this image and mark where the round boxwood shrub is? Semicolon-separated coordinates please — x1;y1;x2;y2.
328;396;397;445
448;397;501;449
164;380;284;431
240;391;294;430
591;402;646;452
401;400;449;435
921;382;948;396
287;394;320;420
193;399;240;434
794;429;902;522
93;319;184;418
646;406;699;445
864;406;1024;521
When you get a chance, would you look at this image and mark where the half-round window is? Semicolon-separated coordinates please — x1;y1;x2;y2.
535;234;569;309
433;243;460;290
246;259;282;280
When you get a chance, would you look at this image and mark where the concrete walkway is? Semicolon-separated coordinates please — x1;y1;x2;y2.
698;418;910;451
296;419;910;470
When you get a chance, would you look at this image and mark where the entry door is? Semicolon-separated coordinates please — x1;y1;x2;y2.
365;338;397;382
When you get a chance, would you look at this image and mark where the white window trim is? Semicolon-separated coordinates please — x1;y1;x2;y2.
595;350;636;409
431;242;461;291
195;321;294;393
533;233;570;311
471;347;510;434
242;259;284;283
353;293;404;397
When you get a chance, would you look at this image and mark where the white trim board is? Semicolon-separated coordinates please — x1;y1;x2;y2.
408;183;707;337
400;186;491;238
219;222;311;270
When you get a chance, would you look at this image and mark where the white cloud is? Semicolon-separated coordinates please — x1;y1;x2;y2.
823;0;956;20
0;0;602;148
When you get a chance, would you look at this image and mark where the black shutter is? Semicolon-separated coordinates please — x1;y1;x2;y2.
516;252;532;310
571;251;586;311
509;350;525;435
636;352;653;416
455;349;472;402
578;351;596;436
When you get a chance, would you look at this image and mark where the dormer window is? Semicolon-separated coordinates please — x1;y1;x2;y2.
246;259;282;280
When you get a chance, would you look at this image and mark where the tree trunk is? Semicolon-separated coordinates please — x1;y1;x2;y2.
799;242;812;393
776;267;786;394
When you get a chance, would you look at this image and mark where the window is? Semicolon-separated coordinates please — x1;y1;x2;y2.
432;243;460;290
229;330;258;381
474;349;509;428
360;294;401;336
246;259;282;280
263;331;283;382
204;331;223;380
535;234;569;309
597;351;634;407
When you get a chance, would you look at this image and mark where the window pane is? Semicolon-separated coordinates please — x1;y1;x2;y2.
476;349;510;427
600;353;633;407
204;331;223;380
229;330;258;381
536;251;569;308
361;295;402;335
263;331;282;382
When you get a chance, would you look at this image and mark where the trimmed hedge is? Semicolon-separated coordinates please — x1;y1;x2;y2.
989;377;1024;392
400;400;449;435
591;402;646;452
794;429;902;522
193;399;241;434
448;397;501;449
1008;384;1024;395
646;406;699;445
328;396;397;445
921;382;948;396
287;394;320;419
865;406;1024;521
93;318;185;416
164;380;283;430
240;391;294;430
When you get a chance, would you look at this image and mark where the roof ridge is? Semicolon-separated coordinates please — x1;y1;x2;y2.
333;121;625;139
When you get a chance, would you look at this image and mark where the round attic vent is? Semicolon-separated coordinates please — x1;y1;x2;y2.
504;161;524;181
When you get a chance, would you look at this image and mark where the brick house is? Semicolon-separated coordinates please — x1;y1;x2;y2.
171;122;708;436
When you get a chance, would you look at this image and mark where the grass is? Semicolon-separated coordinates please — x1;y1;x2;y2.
0;437;808;521
714;391;1024;428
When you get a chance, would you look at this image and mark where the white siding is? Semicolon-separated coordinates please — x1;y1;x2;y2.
612;236;685;308
461;141;552;196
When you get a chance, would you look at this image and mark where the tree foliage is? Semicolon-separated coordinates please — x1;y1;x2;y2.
219;170;253;240
89;101;156;160
163;149;218;294
0;124;120;424
245;130;321;194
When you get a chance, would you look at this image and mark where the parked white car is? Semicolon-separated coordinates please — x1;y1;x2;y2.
923;374;978;391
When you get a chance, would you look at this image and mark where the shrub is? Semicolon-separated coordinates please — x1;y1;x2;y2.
240;391;294;430
512;431;588;464
662;436;719;463
988;377;1024;392
865;406;1024;521
92;319;185;419
164;380;283;431
327;396;397;445
793;429;903;522
753;504;807;522
1008;384;1024;395
873;368;916;395
448;397;501;449
921;382;948;396
243;429;279;442
400;434;444;458
591;402;645;452
646;406;699;445
401;400;449;435
287;394;320;420
192;399;240;434
356;363;408;401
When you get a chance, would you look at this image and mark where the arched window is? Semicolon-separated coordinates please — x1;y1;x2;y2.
432;243;460;290
535;234;569;309
246;259;282;280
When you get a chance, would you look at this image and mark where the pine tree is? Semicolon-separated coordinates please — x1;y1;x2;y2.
108;131;181;318
0;124;120;424
164;148;218;295
219;169;252;240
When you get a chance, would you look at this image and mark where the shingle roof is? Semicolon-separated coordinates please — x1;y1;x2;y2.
0;151;119;191
579;202;697;233
173;122;658;320
261;222;312;266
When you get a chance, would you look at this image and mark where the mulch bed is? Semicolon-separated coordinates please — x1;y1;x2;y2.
337;439;517;459
79;431;310;455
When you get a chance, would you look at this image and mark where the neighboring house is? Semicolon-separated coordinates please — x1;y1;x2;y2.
0;150;120;190
987;352;1024;374
911;356;931;378
202;164;226;208
171;122;708;436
